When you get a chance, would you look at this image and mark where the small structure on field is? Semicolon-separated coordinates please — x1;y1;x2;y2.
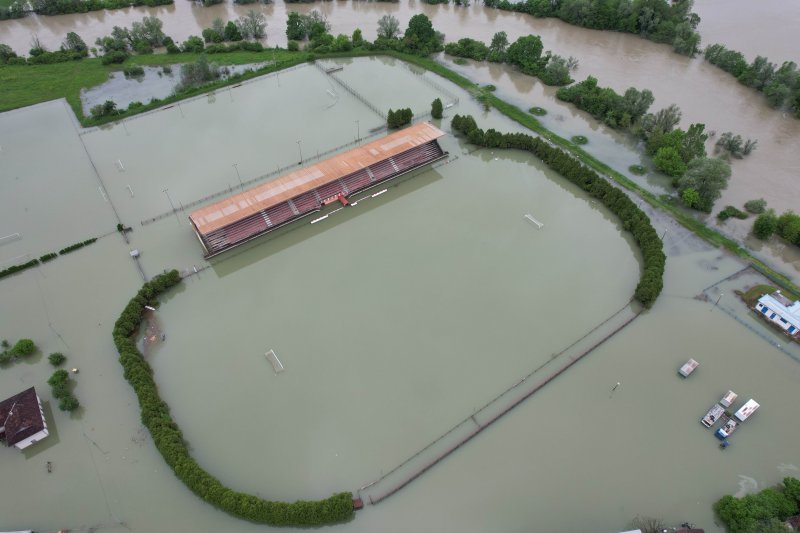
755;291;800;339
0;387;49;450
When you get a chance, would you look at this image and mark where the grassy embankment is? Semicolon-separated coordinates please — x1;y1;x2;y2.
738;284;800;307
2;48;799;296
0;49;305;124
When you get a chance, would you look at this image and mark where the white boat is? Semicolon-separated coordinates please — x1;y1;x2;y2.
678;358;699;377
734;399;760;422
701;403;725;428
719;390;738;408
715;417;739;439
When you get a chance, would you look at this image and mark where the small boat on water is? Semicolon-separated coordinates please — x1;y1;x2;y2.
719;390;738;408
679;358;699;377
715;417;739;440
734;399;760;421
701;403;725;428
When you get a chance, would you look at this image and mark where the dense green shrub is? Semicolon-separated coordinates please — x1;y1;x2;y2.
101;51;128;65
753;209;778;240
717;206;748;221
444;38;489;61
32;0;172;16
571;135;588;145
557;77;654;129
529;106;547;116
59;238;97;255
39;252;58;263
123;64;145;77
451;114;665;308
777;211;800;246
0;259;39;280
112;270;354;525
48;369;79;410
49;352;67;366
744;198;767;214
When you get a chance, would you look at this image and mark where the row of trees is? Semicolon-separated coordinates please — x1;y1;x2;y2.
484;0;701;57
445;32;578;86
387;108;413;128
32;0;170;16
0;237;98;279
48;369;80;411
451;114;665;308
200;12;267;44
284;12;444;57
715;476;800;532
705;44;800;116
112;270;355;525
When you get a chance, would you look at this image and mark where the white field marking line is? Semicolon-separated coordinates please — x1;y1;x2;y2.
524;214;544;228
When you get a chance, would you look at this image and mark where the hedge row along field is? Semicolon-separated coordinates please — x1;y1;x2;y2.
0;237;98;281
451;114;665;308
112;270;354;526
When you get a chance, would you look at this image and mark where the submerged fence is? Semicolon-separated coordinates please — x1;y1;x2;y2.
314;61;387;120
358;303;641;505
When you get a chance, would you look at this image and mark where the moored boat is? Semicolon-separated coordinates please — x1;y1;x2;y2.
701;403;725;428
715;417;739;440
719;390;738;408
734;399;760;422
678;358;699;377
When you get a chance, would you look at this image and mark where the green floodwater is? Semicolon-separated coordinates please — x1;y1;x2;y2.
0;55;799;533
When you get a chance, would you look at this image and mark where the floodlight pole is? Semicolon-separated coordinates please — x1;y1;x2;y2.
297;140;303;164
233;163;243;191
163;188;179;223
355;120;360;142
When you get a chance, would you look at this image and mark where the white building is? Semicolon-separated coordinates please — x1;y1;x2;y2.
0;387;49;450
755;291;800;339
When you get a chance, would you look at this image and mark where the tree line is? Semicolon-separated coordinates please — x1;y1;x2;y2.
556;76;740;213
483;0;701;57
704;43;800;118
445;32;578;86
0;237;97;281
451;114;665;308
715;476;800;532
112;270;354;525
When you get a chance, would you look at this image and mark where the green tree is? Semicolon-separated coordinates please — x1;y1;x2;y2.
753;209;778;240
681;187;700;209
286;13;306;41
489;31;508;62
59;395;80;411
10;339;35;357
352;28;363;47
654;146;686;177
237;10;266;40
777;211;800;245
130;16;166;48
402;14;443;55
377;14;400;40
224;21;243;41
61;32;87;55
539;54;573;86
506;34;544;75
676;157;731;212
48;352;66;366
431;97;443;119
0;43;17;64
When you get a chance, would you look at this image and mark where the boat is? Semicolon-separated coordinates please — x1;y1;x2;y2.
734;399;760;422
678;358;699;377
715;417;739;440
719;390;738;408
701;403;725;428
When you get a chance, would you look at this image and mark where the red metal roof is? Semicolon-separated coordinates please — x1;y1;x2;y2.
190;122;446;235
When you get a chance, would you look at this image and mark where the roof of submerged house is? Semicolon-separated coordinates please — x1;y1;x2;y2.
0;387;45;447
189;122;446;235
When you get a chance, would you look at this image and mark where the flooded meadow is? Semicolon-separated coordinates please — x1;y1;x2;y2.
1;5;800;533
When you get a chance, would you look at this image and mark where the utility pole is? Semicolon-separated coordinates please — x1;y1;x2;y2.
296;140;303;164
233;163;243;191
